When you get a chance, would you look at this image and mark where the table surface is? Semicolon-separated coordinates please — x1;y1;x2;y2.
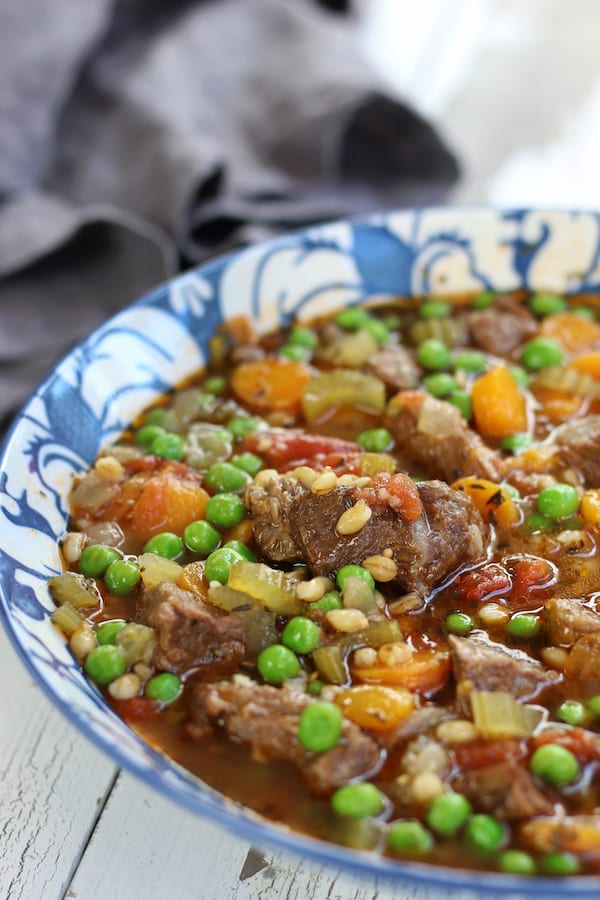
4;2;600;898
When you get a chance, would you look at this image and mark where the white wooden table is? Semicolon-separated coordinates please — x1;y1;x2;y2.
4;2;600;897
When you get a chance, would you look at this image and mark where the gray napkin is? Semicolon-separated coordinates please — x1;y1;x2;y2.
0;0;459;432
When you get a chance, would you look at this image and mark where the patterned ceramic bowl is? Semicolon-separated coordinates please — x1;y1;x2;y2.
2;208;600;898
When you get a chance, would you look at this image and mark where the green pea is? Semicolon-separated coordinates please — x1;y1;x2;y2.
144;408;171;428
282;616;321;654
447;391;473;420
586;695;600;716
464;814;505;855
416;338;452;371
420;299;451;319
501;433;535;454
96;620;126;646
529;292;567;317
381;314;401;330
206;493;246;528
520;337;564;371
335;308;371;331
310;591;343;612
231;452;263;476
183;520;221;555
523;512;553;533
204;548;243;584
79;544;121;578
331;782;385;818
203;375;226;395
223;540;255;561
143;532;184;560
471;291;494;310
426;793;472;836
445;611;474;635
279;344;310;362
257;644;300;684
336;565;375;593
84;644;126;685
506;613;541;640
537;483;579;519
508;366;530;389
540;852;581;876
557;699;589;727
288;327;319;349
356;427;392;452
422;373;458;397
363;318;390;344
529;743;580;786
135;424;166;447
228;417;261;439
571;305;596;320
150;431;185;460
104;559;141;594
452;350;487;373
307;679;324;696
498;849;537;875
298;701;343;751
387;820;433;855
145;672;182;703
204;462;249;494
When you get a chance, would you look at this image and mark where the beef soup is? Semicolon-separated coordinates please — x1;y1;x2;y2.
50;291;600;876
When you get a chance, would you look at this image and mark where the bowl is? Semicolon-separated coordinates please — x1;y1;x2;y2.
2;207;600;898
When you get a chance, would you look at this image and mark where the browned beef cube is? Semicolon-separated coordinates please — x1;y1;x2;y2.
453;761;555;820
545;596;600;646
565;633;600;695
468;296;537;355
366;344;420;391
552;415;600;487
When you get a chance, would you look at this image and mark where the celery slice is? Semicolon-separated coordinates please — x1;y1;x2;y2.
471;690;543;737
51;601;85;636
227;562;302;616
301;370;385;423
48;573;100;610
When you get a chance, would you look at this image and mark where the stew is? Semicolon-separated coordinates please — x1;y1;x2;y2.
50;291;600;877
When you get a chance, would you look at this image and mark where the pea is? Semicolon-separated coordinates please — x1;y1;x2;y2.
183;520;221;555
298;701;343;751
381;314;401;330
79;544;121;578
206;493;246;528
557;699;589;727
420;299;451;319
364;318;390;344
529;743;580;786
464;814;505;855
96;620;126;646
447;391;473;420
307;679;323;696
416;338;452;371
203;375;226;395
144;407;170;427
223;540;255;562
498;849;537;875
571;305;596;320
422;373;458;397
104;559;141;594
501;433;535;454
204;548;243;584
452;350;487;373
520;337;564;371
228;417;261;439
288;327;319;349
335;308;371;331
472;291;494;310
257;644;300;684
84;645;126;685
445;611;474;635
529;292;566;316
336;565;375;593
536;483;579;519
143;532;184;560
331;782;385;818
310;591;343;612
506;613;541;640
387;820;433;855
356;427;392;452
145;672;182;703
150;431;185;460
587;695;600;716
540;852;581;876
426;793;472;836
280;344;310;362
523;512;553;533
282;616;321;654
231;452;263;477
204;462;249;494
508;366;530;389
135;424;166;447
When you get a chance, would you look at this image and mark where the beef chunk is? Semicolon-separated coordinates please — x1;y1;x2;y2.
366;344;420;391
453;761;555;820
565;633;600;695
551;415;600;487
384;391;503;483
449;633;560;712
244;475;305;562
468;296;537;355
188;680;382;795
545;596;600;646
138;582;246;674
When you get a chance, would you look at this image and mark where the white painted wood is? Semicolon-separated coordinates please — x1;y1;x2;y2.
0;629;117;900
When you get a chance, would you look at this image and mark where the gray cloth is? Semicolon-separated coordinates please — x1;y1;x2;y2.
0;0;459;431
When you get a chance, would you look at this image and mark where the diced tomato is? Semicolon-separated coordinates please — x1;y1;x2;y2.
240;430;361;473
508;556;556;598
111;696;158;721
351;649;450;697
455;564;512;603
358;472;423;523
453;737;526;770
532;728;599;764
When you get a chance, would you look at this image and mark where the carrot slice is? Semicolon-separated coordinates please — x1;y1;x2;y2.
230;358;313;412
540;312;600;353
351;649;450;695
532;385;584;422
572;351;600;380
334;685;414;731
471;366;527;437
452;476;519;528
130;475;209;543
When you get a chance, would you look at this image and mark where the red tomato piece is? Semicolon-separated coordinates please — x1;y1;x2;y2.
508;556;556;597
532;728;599;764
240;430;361;473
453;737;527;770
455;564;512;602
111;697;158;721
358;472;423;523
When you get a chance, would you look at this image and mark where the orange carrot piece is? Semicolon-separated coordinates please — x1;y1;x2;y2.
451;475;520;528
351;649;450;695
130;475;209;543
230;358;313;412
571;351;600;380
471;366;527;437
532;386;584;422
540;312;600;353
334;685;414;731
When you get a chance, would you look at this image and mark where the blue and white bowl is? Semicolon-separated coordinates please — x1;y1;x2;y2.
2;208;600;898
